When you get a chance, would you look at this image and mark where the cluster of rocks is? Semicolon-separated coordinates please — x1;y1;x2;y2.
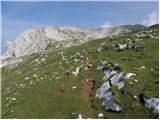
95;61;140;112
5;97;17;113
135;28;158;40
72;67;80;76
116;43;143;51
70;113;87;119
58;50;87;67
70;112;104;119
96;45;114;52
57;50;87;77
125;27;158;42
96;42;143;53
95;26;158;54
96;64;125;112
70;52;85;64
96;62;159;114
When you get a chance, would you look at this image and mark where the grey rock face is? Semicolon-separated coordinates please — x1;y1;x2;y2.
95;81;111;99
2;24;145;60
102;91;124;111
144;97;159;114
103;69;118;81
95;81;124;112
96;64;125;112
3;29;48;59
110;72;124;90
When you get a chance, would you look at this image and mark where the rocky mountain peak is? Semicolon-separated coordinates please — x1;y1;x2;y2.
2;24;146;61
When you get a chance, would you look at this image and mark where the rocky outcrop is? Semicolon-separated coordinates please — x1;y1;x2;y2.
110;72;124;90
95;62;140;112
96;64;125;112
144;97;159;114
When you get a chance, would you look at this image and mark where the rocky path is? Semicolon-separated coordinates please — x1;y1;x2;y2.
80;57;96;118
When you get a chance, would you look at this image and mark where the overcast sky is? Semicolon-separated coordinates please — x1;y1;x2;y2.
1;1;159;54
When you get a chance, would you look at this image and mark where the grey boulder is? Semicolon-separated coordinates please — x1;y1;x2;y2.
103;67;119;81
95;81;110;99
144;97;159;114
110;72;124;89
102;91;124;112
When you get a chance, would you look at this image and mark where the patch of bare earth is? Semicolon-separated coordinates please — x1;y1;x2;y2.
80;57;96;118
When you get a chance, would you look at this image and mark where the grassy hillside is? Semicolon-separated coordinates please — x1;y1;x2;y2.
1;24;159;119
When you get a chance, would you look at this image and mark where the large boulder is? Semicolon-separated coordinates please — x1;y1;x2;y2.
95;81;110;99
95;81;124;112
101;91;124;111
110;72;124;90
103;68;118;81
144;97;159;114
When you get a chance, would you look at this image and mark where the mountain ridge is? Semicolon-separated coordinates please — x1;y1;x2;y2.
2;24;146;61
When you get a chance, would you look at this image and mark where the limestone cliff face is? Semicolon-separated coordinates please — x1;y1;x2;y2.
2;24;145;59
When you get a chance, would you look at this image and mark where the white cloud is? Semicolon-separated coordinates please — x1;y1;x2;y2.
142;11;159;26
100;21;113;28
5;40;13;47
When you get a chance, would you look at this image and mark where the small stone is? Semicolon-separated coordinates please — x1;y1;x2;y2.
86;79;89;82
129;82;133;84
72;86;77;89
88;63;93;67
115;63;118;66
72;86;77;91
102;61;107;65
78;114;83;119
98;113;104;118
150;68;154;71
72;67;80;76
11;97;16;101
33;74;38;78
56;77;60;79
134;95;137;98
124;73;136;79
139;66;145;70
85;67;88;70
25;77;29;80
134;79;138;82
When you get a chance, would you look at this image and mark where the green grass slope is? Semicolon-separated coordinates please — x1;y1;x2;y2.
1;24;159;119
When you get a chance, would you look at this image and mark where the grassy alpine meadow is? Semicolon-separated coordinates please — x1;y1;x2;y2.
1;24;159;119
